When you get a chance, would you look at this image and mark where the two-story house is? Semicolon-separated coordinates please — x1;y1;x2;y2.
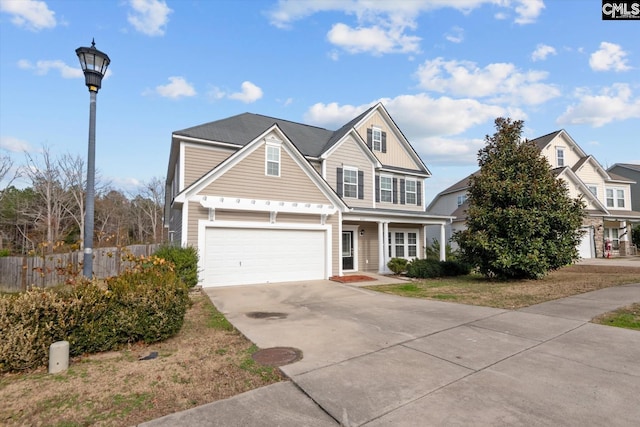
165;103;452;287
426;130;640;258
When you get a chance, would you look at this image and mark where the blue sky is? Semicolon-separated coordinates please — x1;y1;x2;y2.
1;0;638;203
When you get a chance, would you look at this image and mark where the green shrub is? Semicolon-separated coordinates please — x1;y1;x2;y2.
405;259;472;279
154;245;199;288
406;259;443;279
0;249;10;257
439;260;472;277
0;255;190;373
387;257;408;275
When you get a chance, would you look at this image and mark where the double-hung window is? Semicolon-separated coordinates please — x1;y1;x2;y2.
405;179;416;205
587;185;597;198
457;194;467;207
380;176;392;202
606;188;625;208
266;144;280;177
557;148;565;167
388;231;419;259
343;167;358;198
372;127;382;151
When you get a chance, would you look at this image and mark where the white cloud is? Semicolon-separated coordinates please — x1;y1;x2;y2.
514;0;545;24
589;42;631;72
208;81;264;103
0;0;56;31
0;135;32;153
327;22;420;55
18;59;83;78
127;0;172;36
150;76;196;99
557;83;640;127
415;57;560;105
228;81;263;103
445;26;464;43
531;43;556;61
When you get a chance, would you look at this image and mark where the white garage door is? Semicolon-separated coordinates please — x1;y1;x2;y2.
204;227;326;287
578;227;594;259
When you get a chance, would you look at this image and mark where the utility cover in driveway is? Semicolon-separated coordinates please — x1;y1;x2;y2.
204;227;326;286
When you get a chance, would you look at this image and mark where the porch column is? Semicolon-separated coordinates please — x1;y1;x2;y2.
439;223;446;261
378;221;390;274
620;221;628;256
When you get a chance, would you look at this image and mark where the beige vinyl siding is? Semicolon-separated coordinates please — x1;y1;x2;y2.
184;145;235;188
187;201;208;247
325;136;373;208
309;160;322;175
356;222;379;273
539;135;581;169
356;113;419;170
201;144;331;204
215;210;270;222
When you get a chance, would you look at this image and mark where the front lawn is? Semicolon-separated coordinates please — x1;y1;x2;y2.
366;264;640;310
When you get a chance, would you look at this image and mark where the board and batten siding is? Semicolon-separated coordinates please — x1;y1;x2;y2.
201;143;331;205
183;144;235;189
325;136;374;209
355;114;419;170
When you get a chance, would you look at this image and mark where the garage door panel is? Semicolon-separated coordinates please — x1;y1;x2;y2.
204;227;326;287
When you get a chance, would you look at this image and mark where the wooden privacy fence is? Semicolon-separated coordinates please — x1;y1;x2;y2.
0;244;161;292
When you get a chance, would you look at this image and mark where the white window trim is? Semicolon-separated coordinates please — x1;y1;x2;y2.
586;184;598;198
372;127;382;152
605;187;626;208
405;178;417;205
388;229;419;260
380;174;393;203
556;147;565;167
343;166;358;199
265;143;281;177
457;194;467;207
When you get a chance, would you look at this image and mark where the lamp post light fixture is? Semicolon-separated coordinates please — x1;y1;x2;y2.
76;39;110;278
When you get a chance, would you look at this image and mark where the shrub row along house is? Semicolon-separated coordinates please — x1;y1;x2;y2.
427;130;640;258
164;103;452;287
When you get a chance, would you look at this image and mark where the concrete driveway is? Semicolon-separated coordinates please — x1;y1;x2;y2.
143;278;640;427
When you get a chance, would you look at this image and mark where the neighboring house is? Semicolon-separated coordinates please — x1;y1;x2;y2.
165;103;452;287
608;163;640;217
426;130;640;258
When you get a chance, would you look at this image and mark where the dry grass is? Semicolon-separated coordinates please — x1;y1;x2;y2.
367;264;640;310
0;292;284;427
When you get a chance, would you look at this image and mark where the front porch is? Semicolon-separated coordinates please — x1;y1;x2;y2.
340;209;452;276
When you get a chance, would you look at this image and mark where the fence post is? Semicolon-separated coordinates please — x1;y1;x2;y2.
21;256;27;291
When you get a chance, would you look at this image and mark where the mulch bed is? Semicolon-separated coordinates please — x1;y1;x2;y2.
330;275;377;283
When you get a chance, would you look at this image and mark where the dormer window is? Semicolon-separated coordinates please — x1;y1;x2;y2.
556;148;565;167
372;127;382;151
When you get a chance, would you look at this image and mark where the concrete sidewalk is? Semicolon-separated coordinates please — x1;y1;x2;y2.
141;279;640;427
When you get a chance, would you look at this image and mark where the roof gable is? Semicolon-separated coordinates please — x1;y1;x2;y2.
174;124;347;210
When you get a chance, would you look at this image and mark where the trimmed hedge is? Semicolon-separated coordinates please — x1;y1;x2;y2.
387;257;408;275
0;256;189;373
154;245;199;288
406;259;471;279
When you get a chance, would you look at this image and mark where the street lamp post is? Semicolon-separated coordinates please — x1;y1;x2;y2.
76;39;110;278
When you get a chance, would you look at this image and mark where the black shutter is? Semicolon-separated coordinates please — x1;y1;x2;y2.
337;167;343;197
392;178;398;204
400;179;405;205
375;175;380;202
382;132;387;153
358;170;364;199
367;128;372;149
417;181;422;206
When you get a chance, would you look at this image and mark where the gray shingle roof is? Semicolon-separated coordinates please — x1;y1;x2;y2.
529;130;562;151
173;112;335;157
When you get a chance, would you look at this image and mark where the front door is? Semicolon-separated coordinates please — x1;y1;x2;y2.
342;231;354;270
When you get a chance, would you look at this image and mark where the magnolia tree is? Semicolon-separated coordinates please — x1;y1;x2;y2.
453;118;585;279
